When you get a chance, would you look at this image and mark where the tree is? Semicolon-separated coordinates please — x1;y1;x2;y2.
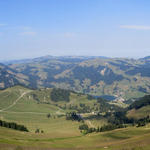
35;128;40;133
47;113;51;118
41;130;44;133
79;124;88;130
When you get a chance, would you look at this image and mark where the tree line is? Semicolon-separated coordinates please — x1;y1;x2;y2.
129;95;150;110
78;113;150;135
0;120;29;132
136;115;150;127
79;123;126;134
66;112;83;122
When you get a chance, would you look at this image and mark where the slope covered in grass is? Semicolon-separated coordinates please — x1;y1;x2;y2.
127;95;150;119
0;86;114;134
0;125;150;150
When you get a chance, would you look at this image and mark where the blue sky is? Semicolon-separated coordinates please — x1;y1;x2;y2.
0;0;150;60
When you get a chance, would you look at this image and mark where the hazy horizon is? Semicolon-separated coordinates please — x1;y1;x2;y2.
0;54;149;62
0;0;150;60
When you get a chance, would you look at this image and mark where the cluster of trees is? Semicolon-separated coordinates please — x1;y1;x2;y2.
50;88;70;102
79;113;150;135
137;116;150;127
79;124;97;134
0;67;19;89
0;120;29;132
129;95;150;110
72;66;123;85
63;97;122;114
87;95;95;100
138;86;147;93
78;95;150;135
79;123;126;134
61;103;95;113
106;111;132;125
106;111;150;128
32;93;40;103
77;105;93;113
35;128;44;133
97;98;122;113
46;113;64;119
125;64;150;77
66;112;82;122
97;124;126;132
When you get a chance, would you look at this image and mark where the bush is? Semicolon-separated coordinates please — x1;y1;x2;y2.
35;128;40;133
79;124;88;130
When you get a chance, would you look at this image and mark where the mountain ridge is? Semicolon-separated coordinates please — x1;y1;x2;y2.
1;55;150;100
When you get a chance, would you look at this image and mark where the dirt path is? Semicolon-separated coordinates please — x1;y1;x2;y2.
1;111;47;115
56;107;65;115
0;91;30;112
85;120;95;128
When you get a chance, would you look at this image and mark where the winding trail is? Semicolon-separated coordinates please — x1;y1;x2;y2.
0;90;66;115
0;91;30;112
1;111;47;115
56;107;65;115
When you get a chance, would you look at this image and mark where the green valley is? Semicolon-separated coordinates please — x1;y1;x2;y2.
0;85;150;150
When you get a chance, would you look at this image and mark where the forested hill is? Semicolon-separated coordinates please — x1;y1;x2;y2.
129;95;150;110
0;63;27;89
0;63;19;89
127;95;150;120
1;55;150;99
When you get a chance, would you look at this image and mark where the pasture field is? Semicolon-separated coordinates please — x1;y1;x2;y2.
0;86;150;150
127;105;150;119
0;126;150;150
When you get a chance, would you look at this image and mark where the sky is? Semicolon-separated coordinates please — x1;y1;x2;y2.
0;0;150;60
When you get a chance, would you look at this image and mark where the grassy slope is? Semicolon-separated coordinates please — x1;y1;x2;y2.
0;86;150;150
0;86;104;132
0;86;83;134
127;105;150;119
0;126;150;150
0;86;29;109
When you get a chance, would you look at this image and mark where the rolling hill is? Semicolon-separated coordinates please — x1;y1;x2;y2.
0;86;150;150
0;86;121;132
0;63;19;89
1;55;150;101
127;95;150;119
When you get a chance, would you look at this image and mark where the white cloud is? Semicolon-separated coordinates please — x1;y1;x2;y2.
20;31;36;36
120;25;150;30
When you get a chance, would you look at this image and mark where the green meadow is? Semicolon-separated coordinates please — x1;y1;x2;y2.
0;126;150;150
0;86;150;150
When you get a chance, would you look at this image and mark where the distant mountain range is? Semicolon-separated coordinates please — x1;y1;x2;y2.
0;55;150;100
0;63;19;88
